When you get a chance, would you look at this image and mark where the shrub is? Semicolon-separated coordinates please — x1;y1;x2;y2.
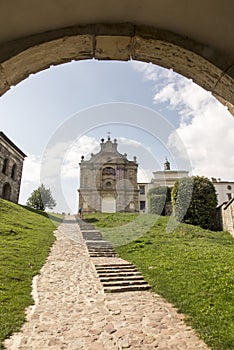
171;176;218;229
148;186;171;215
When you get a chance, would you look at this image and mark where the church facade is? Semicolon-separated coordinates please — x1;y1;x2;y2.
0;132;26;203
78;137;139;213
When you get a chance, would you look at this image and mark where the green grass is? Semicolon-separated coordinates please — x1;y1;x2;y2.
85;213;234;350
85;212;156;246
0;199;62;349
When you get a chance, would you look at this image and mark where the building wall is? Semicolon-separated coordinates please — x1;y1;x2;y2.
0;134;25;203
221;199;234;236
138;168;189;213
152;170;189;187
212;179;234;205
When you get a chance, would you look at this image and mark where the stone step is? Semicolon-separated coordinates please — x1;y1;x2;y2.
89;252;117;258
79;224;96;230
87;246;114;250
100;276;145;282
95;263;135;270
96;268;137;273
97;272;142;278
95;264;135;269
88;250;117;255
104;284;151;293
82;231;103;240
89;251;117;255
102;280;149;287
90;254;117;258
83;237;103;241
86;241;113;246
87;246;116;251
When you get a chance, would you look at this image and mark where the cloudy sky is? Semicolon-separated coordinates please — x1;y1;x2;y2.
1;59;234;213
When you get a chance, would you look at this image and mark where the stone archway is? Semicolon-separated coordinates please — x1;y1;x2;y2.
0;24;233;116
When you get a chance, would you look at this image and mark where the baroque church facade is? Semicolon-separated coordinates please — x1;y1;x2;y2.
78;136;234;216
78;137;139;213
0;132;26;203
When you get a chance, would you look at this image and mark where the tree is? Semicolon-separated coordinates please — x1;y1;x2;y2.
171;176;218;229
147;186;171;215
26;184;56;211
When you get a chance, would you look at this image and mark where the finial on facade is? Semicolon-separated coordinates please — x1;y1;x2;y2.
81;155;84;161
114;138;117;143
101;138;104;143
164;157;170;170
107;131;111;141
124;153;127;158
133;156;137;162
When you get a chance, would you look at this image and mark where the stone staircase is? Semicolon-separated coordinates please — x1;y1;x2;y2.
77;218;151;293
86;240;118;258
95;263;151;293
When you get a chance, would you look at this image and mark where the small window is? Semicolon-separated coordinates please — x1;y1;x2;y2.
11;164;17;180
140;201;146;210
227;185;232;191
106;181;112;188
102;167;115;176
227;193;232;200
139;185;145;195
2;158;9;175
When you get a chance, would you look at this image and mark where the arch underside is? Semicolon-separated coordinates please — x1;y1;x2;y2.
0;24;233;115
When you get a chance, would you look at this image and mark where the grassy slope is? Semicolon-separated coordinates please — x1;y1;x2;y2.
85;213;234;350
0;199;62;348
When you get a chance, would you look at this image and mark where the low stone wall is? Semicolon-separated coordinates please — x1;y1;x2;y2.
221;199;234;236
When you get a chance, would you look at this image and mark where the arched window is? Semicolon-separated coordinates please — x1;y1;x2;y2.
11;164;17;180
2;183;11;201
106;181;112;188
2;158;9;174
102;167;115;176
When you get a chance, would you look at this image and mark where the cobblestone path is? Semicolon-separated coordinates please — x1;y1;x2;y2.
4;216;210;350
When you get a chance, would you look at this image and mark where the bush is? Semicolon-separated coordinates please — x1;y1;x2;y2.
171;176;218;229
148;186;171;215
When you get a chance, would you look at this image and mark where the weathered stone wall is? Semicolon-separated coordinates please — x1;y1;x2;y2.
0;24;233;116
0;136;25;203
221;200;234;236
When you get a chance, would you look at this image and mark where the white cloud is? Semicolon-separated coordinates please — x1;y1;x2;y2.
154;75;234;180
19;154;41;205
61;135;100;179
131;60;176;84
132;60;234;181
138;168;153;183
118;137;142;147
21;154;41;184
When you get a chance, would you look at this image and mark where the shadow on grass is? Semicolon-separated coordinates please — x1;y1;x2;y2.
84;218;99;223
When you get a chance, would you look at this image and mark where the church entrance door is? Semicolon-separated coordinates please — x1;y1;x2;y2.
101;197;116;213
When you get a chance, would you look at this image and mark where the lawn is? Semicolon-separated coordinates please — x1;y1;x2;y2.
85;213;234;350
0;199;63;349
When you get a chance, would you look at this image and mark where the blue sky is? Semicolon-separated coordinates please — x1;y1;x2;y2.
1;59;234;213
